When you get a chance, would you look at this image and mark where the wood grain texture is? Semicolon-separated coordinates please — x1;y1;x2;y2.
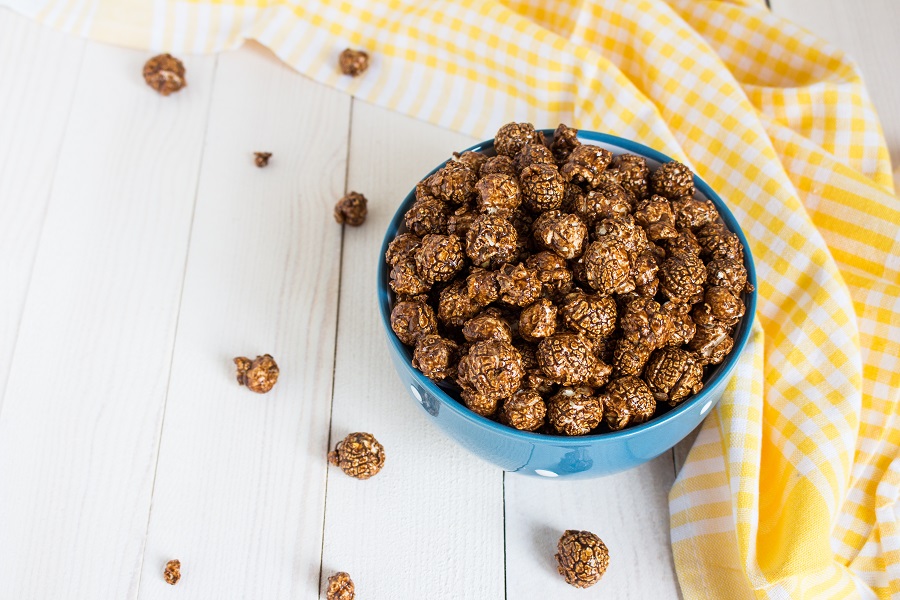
136;42;348;599
505;456;681;599
320;100;507;600
0;42;216;599
0;10;84;410
771;0;900;167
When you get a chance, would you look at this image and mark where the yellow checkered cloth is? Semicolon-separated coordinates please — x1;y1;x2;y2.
10;0;899;596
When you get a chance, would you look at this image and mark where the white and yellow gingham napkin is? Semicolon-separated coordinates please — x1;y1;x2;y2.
8;0;899;597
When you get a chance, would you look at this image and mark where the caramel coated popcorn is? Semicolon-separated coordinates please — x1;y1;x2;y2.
560;144;613;188
234;354;279;393
526;251;573;298
519;297;558;342
631;248;660;291
501;388;547;431
454;150;488;173
390;299;437;345
447;205;478;238
476;173;521;216
644;347;704;406
650;160;695;199
582;237;635;295
688;321;735;365
428;160;477;205
253;152;272;168
621;297;674;350
667;229;702;258
480;154;517;177
389;260;429;296
556;530;609;588
672;196;718;230
697;222;744;261
415;234;465;284
659;252;707;304
559;290;617;340
520;163;566;213
610;153;650;200
326;572;356;600
328;432;385;479
706;256;749;294
437;280;481;327
457;340;524;414
143;54;186;96
693;285;745;327
634;195;678;241
602;376;656;430
385;123;749;434
578;183;634;225
385;233;421;266
334;191;368;226
532;210;588;260
561;182;584;213
518;343;556;394
514;143;555;172
466;268;500;306
664;301;697;347
494;122;541;157
339;48;369;76
547;386;603;435
466;214;518;267
537;333;597;386
462;310;513;344
404;197;448;236
612;338;652;377
594;214;649;256
586;360;613;389
496;262;543;307
413;335;459;381
163;559;181;585
549;123;581;163
509;209;537;258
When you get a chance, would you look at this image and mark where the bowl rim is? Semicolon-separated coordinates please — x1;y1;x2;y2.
378;129;758;446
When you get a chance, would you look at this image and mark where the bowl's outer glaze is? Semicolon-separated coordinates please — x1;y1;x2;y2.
378;130;758;478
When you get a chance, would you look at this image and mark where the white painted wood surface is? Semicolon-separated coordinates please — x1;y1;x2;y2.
136;43;348;599
321;101;507;600
505;459;680;599
0;16;84;411
0;22;216;597
0;3;896;598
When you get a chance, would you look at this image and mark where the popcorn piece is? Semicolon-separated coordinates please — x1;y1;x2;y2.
328;432;385;479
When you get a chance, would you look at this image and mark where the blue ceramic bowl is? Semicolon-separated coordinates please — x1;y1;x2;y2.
378;130;757;478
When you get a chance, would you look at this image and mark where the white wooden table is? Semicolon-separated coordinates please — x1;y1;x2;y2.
0;3;897;598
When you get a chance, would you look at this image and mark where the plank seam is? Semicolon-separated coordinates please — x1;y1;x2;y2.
132;53;221;600
502;471;508;600
316;95;354;596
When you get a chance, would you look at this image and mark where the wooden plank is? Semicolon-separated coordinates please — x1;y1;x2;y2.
770;0;900;167
0;10;85;409
505;456;680;599
320;101;507;599
0;42;216;598
136;42;349;599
